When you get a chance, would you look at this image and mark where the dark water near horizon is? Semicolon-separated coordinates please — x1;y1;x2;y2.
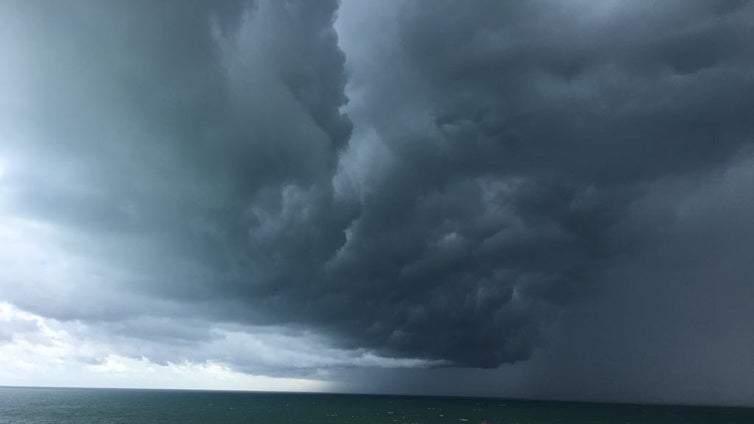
0;387;751;423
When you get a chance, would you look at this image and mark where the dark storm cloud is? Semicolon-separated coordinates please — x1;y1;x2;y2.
1;0;350;300
307;0;754;368
0;0;353;363
496;151;754;406
2;0;754;391
380;0;754;183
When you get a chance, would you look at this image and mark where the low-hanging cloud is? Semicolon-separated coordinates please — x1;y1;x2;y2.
2;0;754;401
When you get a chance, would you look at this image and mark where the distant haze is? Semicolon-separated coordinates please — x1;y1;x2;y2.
1;0;754;407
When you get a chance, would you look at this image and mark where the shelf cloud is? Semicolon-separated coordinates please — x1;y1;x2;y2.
1;0;754;405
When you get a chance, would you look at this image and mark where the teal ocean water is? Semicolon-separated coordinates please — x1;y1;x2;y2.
0;387;751;423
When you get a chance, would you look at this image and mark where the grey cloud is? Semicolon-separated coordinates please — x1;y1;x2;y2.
387;0;754;184
299;0;754;368
504;151;754;406
1;0;754;401
0;315;39;343
1;0;350;306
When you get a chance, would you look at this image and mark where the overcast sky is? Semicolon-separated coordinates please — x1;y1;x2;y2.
1;0;754;407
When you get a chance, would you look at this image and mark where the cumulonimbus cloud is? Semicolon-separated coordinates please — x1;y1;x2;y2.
1;0;754;380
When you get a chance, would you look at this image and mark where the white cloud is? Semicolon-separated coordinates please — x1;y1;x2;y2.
0;301;439;390
0;302;329;391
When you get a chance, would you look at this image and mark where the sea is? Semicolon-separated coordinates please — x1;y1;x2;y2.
0;386;752;423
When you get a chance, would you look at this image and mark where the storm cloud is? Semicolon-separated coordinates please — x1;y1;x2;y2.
1;0;754;405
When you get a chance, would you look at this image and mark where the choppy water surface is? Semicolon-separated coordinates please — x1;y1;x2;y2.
0;386;751;423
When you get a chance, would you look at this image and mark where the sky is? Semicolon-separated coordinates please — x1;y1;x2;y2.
1;0;754;407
